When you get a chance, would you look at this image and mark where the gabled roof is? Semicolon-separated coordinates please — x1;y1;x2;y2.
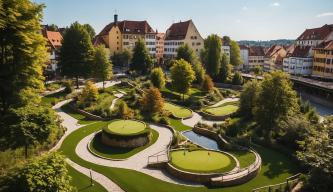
165;20;191;40
249;46;265;56
285;44;295;57
98;20;155;36
156;33;165;40
239;44;249;50
290;45;311;58
42;29;62;49
297;24;333;41
313;40;333;50
93;36;109;48
265;45;284;57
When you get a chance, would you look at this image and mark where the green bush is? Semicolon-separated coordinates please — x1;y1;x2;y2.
159;117;170;125
63;80;73;94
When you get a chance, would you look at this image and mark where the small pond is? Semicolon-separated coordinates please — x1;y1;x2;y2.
182;131;219;151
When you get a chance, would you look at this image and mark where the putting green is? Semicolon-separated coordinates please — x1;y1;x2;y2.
103;120;147;135
164;102;192;119
170;150;236;173
204;104;238;116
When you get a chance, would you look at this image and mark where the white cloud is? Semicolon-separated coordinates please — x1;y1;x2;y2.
270;2;280;7
242;6;248;11
316;12;333;18
236;19;241;23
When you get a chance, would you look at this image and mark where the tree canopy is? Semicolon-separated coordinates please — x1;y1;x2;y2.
202;34;222;78
219;53;231;83
93;45;113;89
131;38;152;74
150;67;165;89
239;80;260;119
202;75;214;92
176;44;196;64
0;0;47;112
170;59;195;99
230;40;242;66
82;23;96;40
58;22;94;88
140;87;164;114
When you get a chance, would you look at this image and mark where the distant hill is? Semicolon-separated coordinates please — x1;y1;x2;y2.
238;39;295;47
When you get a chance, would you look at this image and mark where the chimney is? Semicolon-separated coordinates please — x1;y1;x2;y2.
114;14;118;25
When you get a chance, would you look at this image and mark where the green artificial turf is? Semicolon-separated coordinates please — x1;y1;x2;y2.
164;102;192;119
89;129;159;159
60;104;96;125
168;118;192;131
67;164;107;192
59;121;299;192
204;104;239;116
103;120;147;135
170;149;236;173
229;150;257;168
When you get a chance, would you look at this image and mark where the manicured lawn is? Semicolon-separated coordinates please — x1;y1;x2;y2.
67;164;107;192
89;129;158;159
168;118;192;131
41;90;67;105
164;102;192;119
104;119;146;135
60;104;96;124
204;104;239;116
170;149;236;173
60;122;299;192
161;87;205;101
229;150;257;168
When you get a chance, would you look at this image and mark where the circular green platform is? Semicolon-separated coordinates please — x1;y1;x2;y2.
103;120;147;136
164;102;192;119
203;104;238;116
170;149;236;173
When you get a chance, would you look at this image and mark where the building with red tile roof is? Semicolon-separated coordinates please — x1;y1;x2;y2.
41;28;63;78
164;20;204;59
94;14;157;57
312;40;333;79
263;45;287;72
156;33;165;63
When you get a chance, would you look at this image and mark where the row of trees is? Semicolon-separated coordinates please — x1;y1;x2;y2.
0;1;72;191
238;71;332;191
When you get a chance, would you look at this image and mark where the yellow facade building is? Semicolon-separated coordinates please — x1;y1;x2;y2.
312;40;333;79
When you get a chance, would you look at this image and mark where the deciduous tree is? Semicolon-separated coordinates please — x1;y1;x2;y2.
170;59;195;100
202;75;214;92
232;72;244;85
150;67;165;89
176;44;196;64
131;38;152;74
219;53;231;82
192;61;206;84
93;45;113;90
239;80;260;119
59;22;94;88
82;23;96;40
230;40;242;66
78;81;99;107
140;87;164;114
118;101;132;119
202;34;222;78
0;0;47;113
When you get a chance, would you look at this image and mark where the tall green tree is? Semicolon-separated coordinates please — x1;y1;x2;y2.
230;40;242;66
176;44;196;64
222;36;231;45
47;24;58;31
297;117;333;191
202;34;222;78
4;103;60;158
219;53;231;82
192;61;206;84
0;0;47;113
93;45;113;89
3;152;72;192
131;38;152;74
140;87;164;114
170;59;195;100
59;22;94;88
239;80;260;119
150;67;165;89
232;71;244;85
83;23;96;40
255;71;299;139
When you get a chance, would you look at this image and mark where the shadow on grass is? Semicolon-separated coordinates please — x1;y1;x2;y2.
91;133;135;155
253;144;298;179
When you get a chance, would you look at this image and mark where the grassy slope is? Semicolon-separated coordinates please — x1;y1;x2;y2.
60;122;299;192
67;164;107;192
229;150;257;168
164;102;192;118
41;90;67;105
204;105;239;116
168;118;192;131
89;129;159;159
61;104;97;124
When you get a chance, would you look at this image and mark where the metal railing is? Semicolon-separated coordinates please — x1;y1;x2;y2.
252;173;302;192
147;136;173;165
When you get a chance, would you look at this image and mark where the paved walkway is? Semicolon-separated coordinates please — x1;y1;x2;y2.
110;93;124;110
66;159;124;192
181;98;239;127
75;124;201;186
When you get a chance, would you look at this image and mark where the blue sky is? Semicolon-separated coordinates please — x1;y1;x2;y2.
33;0;333;40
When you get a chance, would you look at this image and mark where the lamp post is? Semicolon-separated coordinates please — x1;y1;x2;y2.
89;169;93;186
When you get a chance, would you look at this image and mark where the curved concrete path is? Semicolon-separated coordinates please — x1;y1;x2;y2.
181;98;239;127
75;124;201;186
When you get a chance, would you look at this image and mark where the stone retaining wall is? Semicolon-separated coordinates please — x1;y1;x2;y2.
101;132;150;148
166;162;221;184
